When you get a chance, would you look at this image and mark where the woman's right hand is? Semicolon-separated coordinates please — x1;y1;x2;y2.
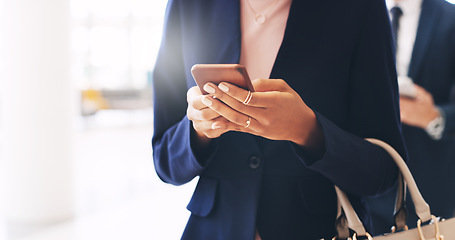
186;86;228;145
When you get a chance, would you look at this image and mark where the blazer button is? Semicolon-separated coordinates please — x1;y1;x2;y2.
249;156;261;169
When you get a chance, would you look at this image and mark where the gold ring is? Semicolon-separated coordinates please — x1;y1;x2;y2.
245;117;251;128
243;91;253;105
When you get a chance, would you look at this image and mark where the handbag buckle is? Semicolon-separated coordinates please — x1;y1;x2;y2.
352;232;373;240
417;215;444;240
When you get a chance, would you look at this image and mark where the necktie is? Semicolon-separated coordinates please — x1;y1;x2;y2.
390;6;403;48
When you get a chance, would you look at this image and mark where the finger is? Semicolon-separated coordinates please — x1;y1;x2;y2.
192;117;229;139
201;94;255;128
188;86;218;110
216;82;268;108
206;82;262;113
190;95;215;111
212;116;261;134
187;85;202;98
187;106;221;121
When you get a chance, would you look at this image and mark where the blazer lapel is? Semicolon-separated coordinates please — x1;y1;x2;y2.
213;0;242;64
408;0;441;80
185;0;241;66
271;0;327;80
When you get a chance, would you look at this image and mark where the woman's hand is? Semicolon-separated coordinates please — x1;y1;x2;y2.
186;86;232;147
200;79;324;152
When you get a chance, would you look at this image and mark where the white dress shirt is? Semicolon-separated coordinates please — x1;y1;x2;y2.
386;0;422;77
387;0;446;140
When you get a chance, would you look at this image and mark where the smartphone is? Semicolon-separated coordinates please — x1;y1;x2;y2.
191;64;254;94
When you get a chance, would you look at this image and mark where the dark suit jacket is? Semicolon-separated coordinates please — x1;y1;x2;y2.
152;0;407;239
367;0;455;235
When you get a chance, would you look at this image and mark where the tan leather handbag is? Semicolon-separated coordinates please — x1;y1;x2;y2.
331;138;455;240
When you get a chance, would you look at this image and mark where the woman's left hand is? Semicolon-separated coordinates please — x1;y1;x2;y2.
201;79;324;151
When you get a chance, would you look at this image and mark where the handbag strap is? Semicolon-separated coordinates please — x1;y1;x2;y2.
335;186;367;236
335;200;351;239
334;138;432;238
393;174;408;231
364;138;431;222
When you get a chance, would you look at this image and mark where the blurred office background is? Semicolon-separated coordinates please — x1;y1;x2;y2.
0;0;197;239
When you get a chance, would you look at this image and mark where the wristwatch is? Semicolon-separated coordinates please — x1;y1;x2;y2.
425;108;445;140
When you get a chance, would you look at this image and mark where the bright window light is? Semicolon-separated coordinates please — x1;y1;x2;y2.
71;0;167;90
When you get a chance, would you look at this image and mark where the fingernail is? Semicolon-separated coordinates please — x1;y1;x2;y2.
203;84;216;94
218;83;229;92
212;123;221;129
202;96;212;106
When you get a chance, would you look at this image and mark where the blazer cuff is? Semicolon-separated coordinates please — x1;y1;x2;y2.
439;104;455;138
290;111;365;171
186;118;220;168
290;112;338;166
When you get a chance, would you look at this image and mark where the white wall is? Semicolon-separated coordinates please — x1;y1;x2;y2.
0;0;75;233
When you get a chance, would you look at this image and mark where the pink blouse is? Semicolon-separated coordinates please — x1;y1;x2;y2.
239;0;292;81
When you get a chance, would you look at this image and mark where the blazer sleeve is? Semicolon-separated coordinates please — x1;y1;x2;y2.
152;0;216;186
440;106;455;139
439;101;455;139
292;0;407;197
438;14;455;139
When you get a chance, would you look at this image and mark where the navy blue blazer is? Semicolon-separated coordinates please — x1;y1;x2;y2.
368;0;455;235
152;0;407;239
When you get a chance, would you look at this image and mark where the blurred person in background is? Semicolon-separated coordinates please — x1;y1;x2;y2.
152;0;407;239
367;0;455;235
